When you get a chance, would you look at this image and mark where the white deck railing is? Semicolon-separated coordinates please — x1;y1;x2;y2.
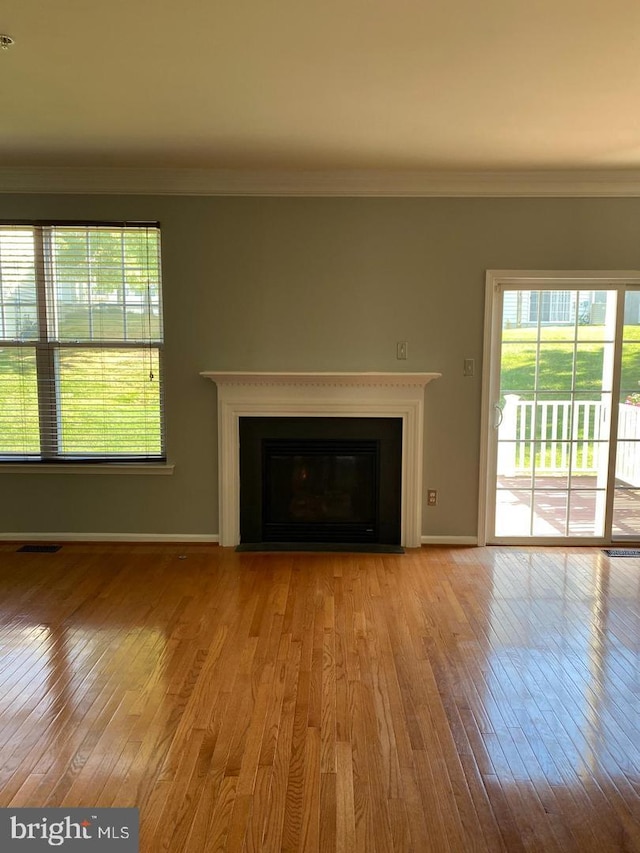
498;395;640;486
616;403;640;486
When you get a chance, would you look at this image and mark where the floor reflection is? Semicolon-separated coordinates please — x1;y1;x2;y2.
485;551;640;783
0;621;167;790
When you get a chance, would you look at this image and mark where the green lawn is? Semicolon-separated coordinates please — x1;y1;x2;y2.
57;305;162;341
501;325;640;398
499;324;640;469
0;347;162;456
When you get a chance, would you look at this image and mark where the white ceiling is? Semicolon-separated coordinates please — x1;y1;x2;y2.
3;0;640;175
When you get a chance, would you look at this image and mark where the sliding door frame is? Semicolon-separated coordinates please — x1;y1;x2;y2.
479;270;640;546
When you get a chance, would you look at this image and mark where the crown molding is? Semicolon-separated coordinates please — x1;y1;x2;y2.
3;166;640;197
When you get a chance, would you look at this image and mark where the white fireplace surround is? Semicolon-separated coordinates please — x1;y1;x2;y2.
200;372;441;548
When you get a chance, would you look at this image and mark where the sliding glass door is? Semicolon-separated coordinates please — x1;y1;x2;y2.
484;274;640;543
613;295;640;535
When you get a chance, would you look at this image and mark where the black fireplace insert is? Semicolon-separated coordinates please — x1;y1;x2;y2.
239;417;402;546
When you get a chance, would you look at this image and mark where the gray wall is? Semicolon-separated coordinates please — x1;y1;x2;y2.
1;194;639;539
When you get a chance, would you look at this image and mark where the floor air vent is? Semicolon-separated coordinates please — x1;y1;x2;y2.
602;548;640;557
17;544;62;553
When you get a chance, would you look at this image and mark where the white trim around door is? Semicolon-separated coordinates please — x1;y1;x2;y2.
479;270;640;546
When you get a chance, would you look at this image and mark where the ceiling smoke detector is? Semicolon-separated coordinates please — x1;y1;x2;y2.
0;34;14;49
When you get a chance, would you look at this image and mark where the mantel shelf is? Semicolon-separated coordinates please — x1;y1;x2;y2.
200;371;441;388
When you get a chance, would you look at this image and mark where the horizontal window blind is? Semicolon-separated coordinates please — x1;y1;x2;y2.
0;222;165;462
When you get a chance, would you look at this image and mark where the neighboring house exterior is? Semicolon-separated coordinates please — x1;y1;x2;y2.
503;289;640;328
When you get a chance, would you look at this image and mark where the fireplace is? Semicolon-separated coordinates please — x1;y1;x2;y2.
200;372;441;548
239;417;402;545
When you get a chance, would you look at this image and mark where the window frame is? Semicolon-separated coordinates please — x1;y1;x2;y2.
0;220;166;465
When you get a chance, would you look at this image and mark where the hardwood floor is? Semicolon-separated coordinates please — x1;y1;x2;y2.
0;543;639;851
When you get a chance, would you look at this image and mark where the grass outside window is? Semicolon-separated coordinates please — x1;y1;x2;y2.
0;223;165;463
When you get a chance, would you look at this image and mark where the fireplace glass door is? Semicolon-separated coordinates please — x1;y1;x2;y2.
263;439;378;542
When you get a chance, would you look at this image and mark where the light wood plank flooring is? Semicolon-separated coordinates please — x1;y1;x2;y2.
0;543;639;851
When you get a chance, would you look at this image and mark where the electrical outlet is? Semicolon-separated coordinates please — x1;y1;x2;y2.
427;489;437;506
397;341;408;360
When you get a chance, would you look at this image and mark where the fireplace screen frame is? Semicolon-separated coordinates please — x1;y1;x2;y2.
239;417;402;546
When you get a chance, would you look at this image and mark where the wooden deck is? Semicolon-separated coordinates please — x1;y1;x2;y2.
496;475;640;537
0;543;639;851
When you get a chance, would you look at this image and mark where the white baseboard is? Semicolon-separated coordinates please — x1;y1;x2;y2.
421;535;478;546
0;532;220;543
1;532;476;547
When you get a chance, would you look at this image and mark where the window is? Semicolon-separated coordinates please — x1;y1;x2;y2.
0;222;165;463
528;290;574;324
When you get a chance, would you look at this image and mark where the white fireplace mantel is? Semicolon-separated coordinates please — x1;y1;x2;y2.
200;371;441;547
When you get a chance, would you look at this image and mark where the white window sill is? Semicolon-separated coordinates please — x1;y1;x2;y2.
0;463;175;475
